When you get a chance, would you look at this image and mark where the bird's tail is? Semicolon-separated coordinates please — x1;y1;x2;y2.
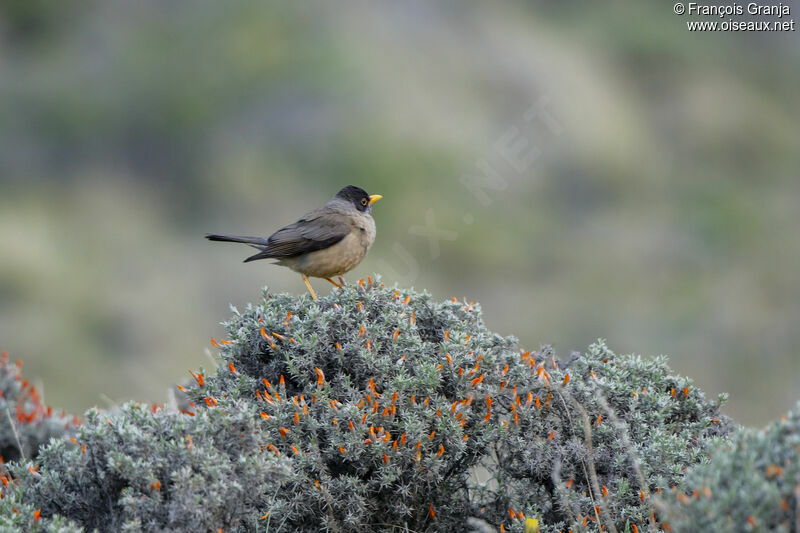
205;233;269;246
206;233;276;262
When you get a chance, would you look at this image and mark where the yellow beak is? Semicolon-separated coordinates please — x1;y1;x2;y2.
369;194;383;205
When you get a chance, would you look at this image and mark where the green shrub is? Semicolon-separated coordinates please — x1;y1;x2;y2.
3;401;291;532
1;280;733;531
0;352;77;463
662;401;800;532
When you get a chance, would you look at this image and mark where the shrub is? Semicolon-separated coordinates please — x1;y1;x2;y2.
1;280;733;531
0;352;77;463
2;401;291;532
662;400;800;532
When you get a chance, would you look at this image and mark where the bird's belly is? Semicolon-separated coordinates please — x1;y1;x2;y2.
284;231;370;278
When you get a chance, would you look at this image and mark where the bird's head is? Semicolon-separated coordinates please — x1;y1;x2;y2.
333;185;382;214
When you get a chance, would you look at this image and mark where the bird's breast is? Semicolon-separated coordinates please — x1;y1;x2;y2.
289;219;375;278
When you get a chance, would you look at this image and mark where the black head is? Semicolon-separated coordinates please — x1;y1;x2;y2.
333;185;381;213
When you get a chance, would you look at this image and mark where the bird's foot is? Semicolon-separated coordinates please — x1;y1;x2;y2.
338;276;347;286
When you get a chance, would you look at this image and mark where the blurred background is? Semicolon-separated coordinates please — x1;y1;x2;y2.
1;1;798;426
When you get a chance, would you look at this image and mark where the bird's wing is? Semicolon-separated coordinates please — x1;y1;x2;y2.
261;208;352;258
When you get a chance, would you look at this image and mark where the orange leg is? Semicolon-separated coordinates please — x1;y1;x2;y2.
301;275;318;300
325;277;343;288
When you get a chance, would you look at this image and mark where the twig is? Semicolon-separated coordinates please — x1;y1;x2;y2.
4;405;26;462
595;394;661;533
561;390;619;533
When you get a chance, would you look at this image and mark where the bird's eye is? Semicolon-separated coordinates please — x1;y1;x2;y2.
361;198;368;206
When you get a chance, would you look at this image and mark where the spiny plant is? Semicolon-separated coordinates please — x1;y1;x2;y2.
0;352;81;532
0;351;78;463
1;279;733;532
1;401;291;532
181;278;731;531
661;400;800;532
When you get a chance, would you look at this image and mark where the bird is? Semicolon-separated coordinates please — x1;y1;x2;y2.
206;185;382;300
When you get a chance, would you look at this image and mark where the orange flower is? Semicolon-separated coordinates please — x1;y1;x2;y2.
279;427;290;438
766;464;784;478
315;367;325;387
189;371;204;387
